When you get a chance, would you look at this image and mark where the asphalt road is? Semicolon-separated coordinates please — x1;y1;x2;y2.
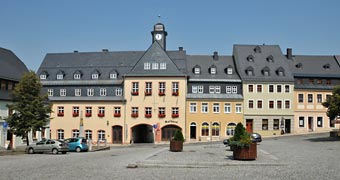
0;133;339;180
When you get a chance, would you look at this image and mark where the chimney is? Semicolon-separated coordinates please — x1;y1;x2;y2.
73;50;78;53
178;47;184;51
213;51;219;60
287;48;292;59
102;49;109;52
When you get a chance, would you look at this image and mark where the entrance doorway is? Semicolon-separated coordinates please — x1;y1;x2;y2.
131;124;154;143
285;119;291;133
161;125;181;141
246;119;253;133
308;117;313;132
190;122;196;139
112;126;122;144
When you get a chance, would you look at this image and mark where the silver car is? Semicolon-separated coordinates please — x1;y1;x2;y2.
26;139;69;154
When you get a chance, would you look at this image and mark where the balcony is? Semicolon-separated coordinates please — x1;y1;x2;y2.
114;113;121;117
131;113;138;118
72;112;79;117
57;112;64;117
158;92;165;96
172;114;179;118
131;91;139;96
98;113;105;117
145;114;152;118
85;113;92;117
158;114;166;118
144;91;152;96
172;92;179;96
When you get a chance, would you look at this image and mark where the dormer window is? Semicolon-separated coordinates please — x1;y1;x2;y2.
323;64;330;69
57;74;64;80
110;73;117;79
40;74;46;80
193;65;201;75
144;63;150;70
160;63;167;70
152;63;159;70
92;74;98;79
266;55;274;62
91;70;100;80
254;46;261;53
246;66;254;76
296;63;302;69
74;74;81;79
262;67;270;76
247;55;254;62
226;65;233;75
276;67;285;76
210;68;216;75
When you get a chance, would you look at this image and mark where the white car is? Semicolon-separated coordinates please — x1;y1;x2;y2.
26;139;69;154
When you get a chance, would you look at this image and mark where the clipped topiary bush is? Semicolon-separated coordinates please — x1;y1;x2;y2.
173;130;184;142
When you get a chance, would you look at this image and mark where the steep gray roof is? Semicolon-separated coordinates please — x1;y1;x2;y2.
287;55;340;78
186;54;241;82
233;45;294;82
0;47;28;81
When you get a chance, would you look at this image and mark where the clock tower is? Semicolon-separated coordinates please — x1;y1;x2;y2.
151;22;168;50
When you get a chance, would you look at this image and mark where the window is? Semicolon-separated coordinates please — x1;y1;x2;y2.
236;104;242;113
297;79;303;85
308;94;313;103
87;88;94;96
285;100;290;109
262;119;268;130
172;82;179;95
189;103;197;113
273;119;279;130
172;107;179;118
257;85;262;93
115;88;122;96
226;86;231;93
110;73;117;79
73;106;79;117
248;85;254;93
114;107;121;117
72;130;79;138
145;82;152;95
317;117;323;127
198;86;203;93
298;94;304;103
201;122;209;136
201;103;208;113
285;85;290;93
248;100;254;109
158;107;165;118
98;107;105;117
210;67;216;75
192;86;198;93
227;68;233;75
215;86;221;94
57;106;64;116
209;86;215;93
144;63;150;70
317;94;322;103
85;130;92;140
57;129;64;140
74;74;81;79
48;89;53;96
159;82;166;95
213;103;220;113
40;74;46;80
132;82;139;95
194;67;200;74
226;123;236;136
100;88;107;96
269;100;274;109
299;117;305;127
152;63;159;70
277;100;282;109
98;130;105;141
75;89;81;96
326;79;332;85
224;103;231;113
232;86;237;94
160;63;167;70
145;107;152;118
277;85;282;93
57;74;64;80
60;89;66;96
92;74;99;79
209;86;220;94
257;100;263;109
317;79;322;84
269;85;274;93
131;107;138;117
212;122;220;136
309;79;314;85
85;107;92;117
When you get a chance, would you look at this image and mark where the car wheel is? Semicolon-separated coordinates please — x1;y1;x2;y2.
52;148;58;154
75;147;81;153
28;148;34;154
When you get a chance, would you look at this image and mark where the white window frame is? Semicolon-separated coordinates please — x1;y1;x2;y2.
192;86;198;93
146;82;152;93
132;107;138;115
201;103;208;113
160;63;167;70
235;104;242;113
215;86;221;94
277;85;282;93
194;68;200;74
98;107;105;115
85;130;92;140
172;82;179;93
189;103;197;113
144;63;151;70
172;107;179;115
57;74;64;80
92;74;99;79
60;89;66;96
87;88;94;96
226;86;231;94
268;84;274;93
98;130;105;141
57;129;64;140
198;85;204;93
72;130;79;138
114;107;121;115
232;86;237;94
224;103;231;113
75;89;81;96
152;63;159;70
209;86;215;94
132;82;139;94
48;89;53;96
285;100;291;109
40;74;46;80
227;68;233;75
100;88;107;96
116;88;122;96
285;85;290;93
110;73;117;79
268;100;275;109
74;74;81;79
210;67;216;75
159;82;166;93
213;103;220;113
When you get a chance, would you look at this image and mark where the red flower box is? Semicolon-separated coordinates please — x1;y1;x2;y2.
114;113;121;117
98;113;105;117
159;92;165;96
57;113;64;117
131;113;138;118
131;91;139;96
85;113;92;117
172;92;179;96
172;114;179;118
145;91;152;96
158;114;166;118
72;113;79;117
145;114;152;118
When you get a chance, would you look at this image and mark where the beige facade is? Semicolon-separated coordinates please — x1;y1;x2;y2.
186;99;243;142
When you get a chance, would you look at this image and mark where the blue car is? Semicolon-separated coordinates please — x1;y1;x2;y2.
65;137;88;152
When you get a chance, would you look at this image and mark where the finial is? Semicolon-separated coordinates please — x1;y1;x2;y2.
158;14;161;23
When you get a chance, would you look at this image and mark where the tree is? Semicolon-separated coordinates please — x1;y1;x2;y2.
322;85;340;122
6;71;51;146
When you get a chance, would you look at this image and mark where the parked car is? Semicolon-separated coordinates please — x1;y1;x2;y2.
64;137;88;152
251;133;262;143
223;138;229;145
26;139;69;154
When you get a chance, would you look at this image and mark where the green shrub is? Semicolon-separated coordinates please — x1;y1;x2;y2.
229;123;251;148
173;130;184;142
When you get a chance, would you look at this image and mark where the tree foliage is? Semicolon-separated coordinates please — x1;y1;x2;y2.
6;71;51;146
322;85;340;121
172;130;185;142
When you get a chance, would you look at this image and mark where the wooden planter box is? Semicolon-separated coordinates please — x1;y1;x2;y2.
170;140;183;152
233;143;257;160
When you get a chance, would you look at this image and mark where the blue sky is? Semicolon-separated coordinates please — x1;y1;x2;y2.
1;0;340;70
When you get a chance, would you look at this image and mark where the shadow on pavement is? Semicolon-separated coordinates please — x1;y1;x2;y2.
305;136;340;142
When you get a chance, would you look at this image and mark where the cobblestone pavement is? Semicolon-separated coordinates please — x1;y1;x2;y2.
0;133;339;180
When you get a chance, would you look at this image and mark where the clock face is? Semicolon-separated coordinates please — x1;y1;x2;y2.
155;34;162;40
